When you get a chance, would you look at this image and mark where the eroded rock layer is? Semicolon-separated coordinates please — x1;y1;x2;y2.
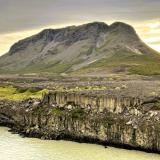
0;91;160;152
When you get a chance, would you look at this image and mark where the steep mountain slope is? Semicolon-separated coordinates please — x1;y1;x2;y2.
0;22;160;75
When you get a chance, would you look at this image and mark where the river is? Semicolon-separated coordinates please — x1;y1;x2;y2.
0;127;160;160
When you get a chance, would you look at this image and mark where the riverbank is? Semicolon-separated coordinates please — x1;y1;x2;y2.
0;75;160;154
1;127;160;160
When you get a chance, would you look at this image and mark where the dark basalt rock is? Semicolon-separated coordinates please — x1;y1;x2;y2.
11;22;137;55
9;22;109;55
1;91;160;153
109;22;137;34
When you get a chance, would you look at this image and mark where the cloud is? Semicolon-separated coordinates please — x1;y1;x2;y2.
148;44;160;52
0;0;160;33
144;37;160;43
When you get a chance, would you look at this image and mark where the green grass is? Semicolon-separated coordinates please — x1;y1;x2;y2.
51;107;86;120
71;108;85;119
151;103;160;110
52;107;64;116
45;63;72;73
0;86;49;101
6;60;72;75
129;64;160;75
1;48;160;76
76;49;160;76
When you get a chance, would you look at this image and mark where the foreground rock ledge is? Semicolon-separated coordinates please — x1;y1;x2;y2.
0;91;160;153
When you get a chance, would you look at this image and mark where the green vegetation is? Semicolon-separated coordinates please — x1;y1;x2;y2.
5;59;73;75
76;49;160;76
51;107;86;120
51;106;86;119
1;48;160;76
71;108;85;119
152;103;160;110
46;63;72;73
129;64;160;75
52;107;64;116
0;85;49;101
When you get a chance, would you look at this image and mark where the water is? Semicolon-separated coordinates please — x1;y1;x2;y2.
0;127;160;160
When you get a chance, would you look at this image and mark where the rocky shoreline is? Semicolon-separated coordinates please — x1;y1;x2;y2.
1;90;160;153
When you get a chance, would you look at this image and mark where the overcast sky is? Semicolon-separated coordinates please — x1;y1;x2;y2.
0;0;160;54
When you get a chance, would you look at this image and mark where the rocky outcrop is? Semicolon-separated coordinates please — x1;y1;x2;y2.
1;92;160;153
0;21;159;75
9;22;109;55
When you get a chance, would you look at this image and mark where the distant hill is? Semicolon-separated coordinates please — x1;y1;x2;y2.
0;22;160;75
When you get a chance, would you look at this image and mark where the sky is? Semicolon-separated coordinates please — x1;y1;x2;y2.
0;0;160;55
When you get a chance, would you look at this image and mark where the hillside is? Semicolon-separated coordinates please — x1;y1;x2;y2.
0;22;160;75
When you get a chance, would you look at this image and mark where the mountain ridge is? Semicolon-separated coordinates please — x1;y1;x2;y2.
0;21;160;75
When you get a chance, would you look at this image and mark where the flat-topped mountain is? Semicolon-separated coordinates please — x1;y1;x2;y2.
0;22;160;75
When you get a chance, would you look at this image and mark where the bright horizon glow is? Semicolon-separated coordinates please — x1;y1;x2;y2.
0;20;160;56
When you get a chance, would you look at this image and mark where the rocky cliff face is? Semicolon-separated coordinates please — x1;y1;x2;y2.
1;91;160;152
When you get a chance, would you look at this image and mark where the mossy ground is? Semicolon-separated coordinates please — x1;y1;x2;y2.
1;49;160;76
0;86;49;101
152;102;160;110
52;107;64;116
75;50;160;76
52;107;86;120
71;108;86;119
